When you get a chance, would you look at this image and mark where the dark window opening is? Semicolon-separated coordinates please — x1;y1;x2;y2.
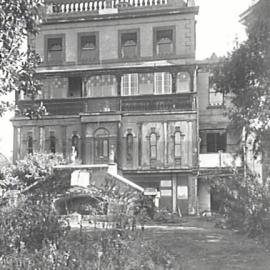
206;132;226;153
68;77;82;98
120;32;138;59
95;138;109;159
126;134;133;161
79;34;98;63
27;133;33;154
49;132;56;153
47;37;63;63
94;128;109;162
155;29;174;56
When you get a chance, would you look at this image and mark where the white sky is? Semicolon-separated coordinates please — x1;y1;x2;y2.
196;0;251;59
0;0;252;161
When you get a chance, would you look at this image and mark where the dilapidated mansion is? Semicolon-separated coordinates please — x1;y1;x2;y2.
12;0;243;214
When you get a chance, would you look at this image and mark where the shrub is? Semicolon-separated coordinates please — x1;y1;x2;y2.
207;171;270;247
0;195;68;254
153;209;182;224
0;229;181;270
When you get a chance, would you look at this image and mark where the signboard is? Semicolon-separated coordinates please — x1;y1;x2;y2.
160;180;172;187
71;170;90;187
177;186;188;200
144;188;157;196
161;189;172;197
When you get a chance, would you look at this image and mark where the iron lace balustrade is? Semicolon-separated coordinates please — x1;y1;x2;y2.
121;93;195;112
16;93;196;116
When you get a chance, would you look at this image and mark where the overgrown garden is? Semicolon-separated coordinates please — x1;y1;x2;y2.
0;153;180;269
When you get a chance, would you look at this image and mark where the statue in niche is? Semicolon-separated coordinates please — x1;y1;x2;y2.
109;145;115;164
71;146;78;164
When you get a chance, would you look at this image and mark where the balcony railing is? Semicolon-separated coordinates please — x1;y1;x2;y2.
46;0;169;15
199;152;242;168
17;93;196;116
121;93;195;112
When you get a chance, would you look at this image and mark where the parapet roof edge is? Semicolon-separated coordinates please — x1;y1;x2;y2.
42;6;199;25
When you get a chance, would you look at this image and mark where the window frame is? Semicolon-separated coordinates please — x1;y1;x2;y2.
94;128;110;162
49;131;56;154
121;73;139;96
209;87;224;107
208;74;224;106
206;131;227;153
149;132;157;161
119;29;140;59
78;32;99;64
154;72;172;94
153;26;176;57
174;131;182;159
85;75;117;97
27;132;33;155
176;71;191;93
44;34;65;65
126;133;133;162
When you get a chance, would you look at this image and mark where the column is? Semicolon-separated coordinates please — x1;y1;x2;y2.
188;175;198;215
172;174;177;213
163;122;168;166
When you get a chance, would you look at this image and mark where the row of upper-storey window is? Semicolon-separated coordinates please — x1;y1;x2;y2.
44;27;177;64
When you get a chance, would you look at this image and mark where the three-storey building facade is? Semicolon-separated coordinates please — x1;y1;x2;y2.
12;0;241;214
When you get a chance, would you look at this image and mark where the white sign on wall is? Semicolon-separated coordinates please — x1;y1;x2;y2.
71;170;90;187
160;180;172;187
177;186;188;200
161;189;172;197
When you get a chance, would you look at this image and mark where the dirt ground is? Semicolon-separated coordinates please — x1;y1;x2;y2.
143;218;270;270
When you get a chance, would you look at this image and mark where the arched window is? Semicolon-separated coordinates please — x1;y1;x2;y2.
49;132;56;153
174;131;181;159
85;75;117;97
150;133;157;160
94;128;109;162
176;72;191;93
72;134;79;158
27;132;33;154
126;133;133;161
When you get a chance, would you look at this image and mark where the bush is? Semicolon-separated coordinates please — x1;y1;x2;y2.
207;172;270;247
0;229;181;270
153;209;182;224
0;195;68;254
0;153;66;190
0;153;181;268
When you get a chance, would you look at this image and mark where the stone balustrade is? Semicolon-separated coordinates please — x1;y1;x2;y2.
46;0;170;14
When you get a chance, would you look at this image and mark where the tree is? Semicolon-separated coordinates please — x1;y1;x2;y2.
0;0;43;116
213;0;270;153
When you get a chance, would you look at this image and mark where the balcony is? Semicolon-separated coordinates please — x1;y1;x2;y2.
121;93;195;112
16;93;196;116
45;0;175;17
199;152;242;168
